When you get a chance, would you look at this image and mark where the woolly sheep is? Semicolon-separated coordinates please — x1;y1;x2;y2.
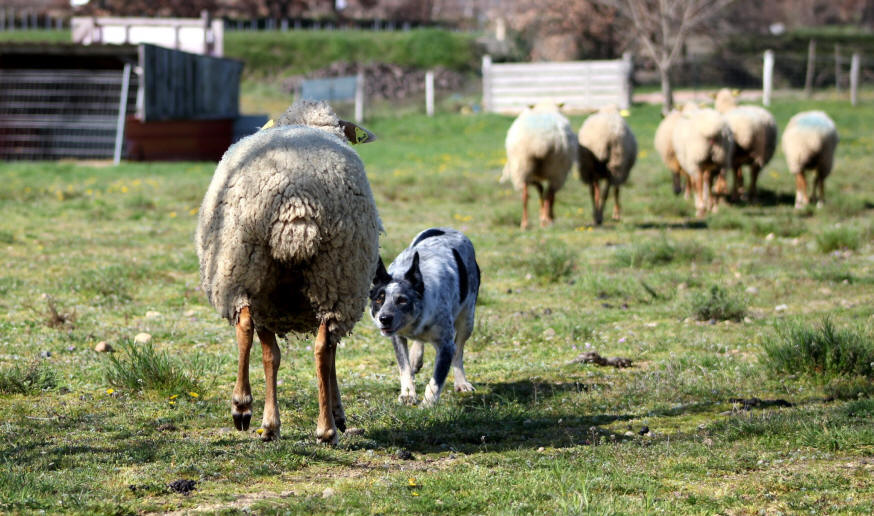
500;101;577;229
654;101;700;198
781;110;839;209
577;105;637;225
196;100;381;444
714;89;778;201
672;107;734;216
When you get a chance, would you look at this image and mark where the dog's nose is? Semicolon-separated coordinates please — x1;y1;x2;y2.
378;314;393;327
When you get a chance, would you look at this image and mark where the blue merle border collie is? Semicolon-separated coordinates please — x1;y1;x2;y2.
370;227;480;406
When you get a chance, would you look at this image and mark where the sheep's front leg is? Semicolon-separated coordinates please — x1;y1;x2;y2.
540;186;556;227
256;327;281;441
232;307;254;432
748;164;761;201
393;336;417;405
612;185;621;221
314;320;338;444
422;333;456;407
589;181;603;226
812;168;827;207
691;172;707;217
730;166;743;201
520;183;531;230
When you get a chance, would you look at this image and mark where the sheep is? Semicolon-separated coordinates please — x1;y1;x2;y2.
672;107;734;216
195;100;381;445
500;101;577;229
781;110;839;209
714;89;778;201
577;105;637;225
654;101;700;198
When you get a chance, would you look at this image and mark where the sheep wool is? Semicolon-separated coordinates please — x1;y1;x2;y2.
672;107;734;216
196;101;382;338
781;110;839;208
577;105;637;224
501;101;577;228
714;89;777;199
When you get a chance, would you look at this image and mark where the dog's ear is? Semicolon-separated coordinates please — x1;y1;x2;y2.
405;252;424;296
372;256;391;287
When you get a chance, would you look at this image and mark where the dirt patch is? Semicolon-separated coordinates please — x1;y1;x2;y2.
570;351;632;368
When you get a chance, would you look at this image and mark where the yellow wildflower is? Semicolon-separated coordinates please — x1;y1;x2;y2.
169;211;177;218
106;388;114;395
169;394;179;400
256;428;265;435
188;391;199;398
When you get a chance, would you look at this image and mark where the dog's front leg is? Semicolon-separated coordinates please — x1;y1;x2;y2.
422;337;456;407
392;336;417;405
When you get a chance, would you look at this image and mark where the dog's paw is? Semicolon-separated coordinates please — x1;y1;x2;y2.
454;381;475;393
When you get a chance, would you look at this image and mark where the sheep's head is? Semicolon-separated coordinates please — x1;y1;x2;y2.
274;100;376;144
714;88;738;114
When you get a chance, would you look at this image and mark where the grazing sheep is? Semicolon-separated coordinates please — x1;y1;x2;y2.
672;107;734;216
577;105;637;225
500;101;577;229
781;110;839;209
196;100;381;444
714;89;778;201
654;102;699;198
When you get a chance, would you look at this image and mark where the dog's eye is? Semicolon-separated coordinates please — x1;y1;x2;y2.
376;292;385;304
397;296;408;305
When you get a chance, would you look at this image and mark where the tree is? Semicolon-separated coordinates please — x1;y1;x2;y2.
600;0;734;114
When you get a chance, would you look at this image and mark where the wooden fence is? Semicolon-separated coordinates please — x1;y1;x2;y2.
482;54;633;114
72;13;224;57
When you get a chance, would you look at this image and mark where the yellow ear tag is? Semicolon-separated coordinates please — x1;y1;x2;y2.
619;109;630;117
354;126;368;144
261;119;275;131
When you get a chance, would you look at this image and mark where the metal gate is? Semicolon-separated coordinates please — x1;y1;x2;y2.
0;69;138;160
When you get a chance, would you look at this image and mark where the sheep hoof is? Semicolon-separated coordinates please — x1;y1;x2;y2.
259;426;280;442
454;381;475;393
316;426;338;445
233;412;252;431
334;417;347;433
398;393;418;405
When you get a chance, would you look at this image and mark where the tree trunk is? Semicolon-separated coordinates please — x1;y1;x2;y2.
659;66;674;115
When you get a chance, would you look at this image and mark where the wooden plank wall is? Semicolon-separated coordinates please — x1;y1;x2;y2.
139;44;242;122
482;54;633;114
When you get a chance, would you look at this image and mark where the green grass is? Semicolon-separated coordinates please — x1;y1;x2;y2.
762;318;874;380
689;285;748;322
0;96;873;513
816;225;863;252
0;359;57;394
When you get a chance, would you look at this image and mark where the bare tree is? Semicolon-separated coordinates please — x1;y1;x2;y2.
600;0;734;113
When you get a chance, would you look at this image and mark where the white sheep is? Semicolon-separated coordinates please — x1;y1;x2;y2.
654;101;700;198
577;105;637;225
196;100;381;444
714;89;778;201
672;107;734;216
500;101;577;229
781;110;839;209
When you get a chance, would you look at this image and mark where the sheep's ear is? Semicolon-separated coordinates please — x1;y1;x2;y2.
372;256;391;287
527;103;536;109
731;89;740;97
339;120;377;144
260;119;275;131
557;102;565;109
404;252;424;296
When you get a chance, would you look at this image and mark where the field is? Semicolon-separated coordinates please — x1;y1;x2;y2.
1;97;873;514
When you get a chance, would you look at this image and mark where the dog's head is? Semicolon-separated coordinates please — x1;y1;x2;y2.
370;253;424;337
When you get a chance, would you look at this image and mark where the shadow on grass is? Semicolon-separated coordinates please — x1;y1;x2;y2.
634;220;709;230
739;187;796;208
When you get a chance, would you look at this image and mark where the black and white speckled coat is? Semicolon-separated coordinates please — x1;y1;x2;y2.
195;101;382;338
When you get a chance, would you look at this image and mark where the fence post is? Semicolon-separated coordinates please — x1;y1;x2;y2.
425;70;435;116
354;70;365;123
114;63;132;165
850;53;860;106
763;50;774;107
482;55;492;113
834;44;841;91
804;39;816;98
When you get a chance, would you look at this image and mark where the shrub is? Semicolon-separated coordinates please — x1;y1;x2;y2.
613;238;713;268
762;318;874;380
751;216;806;238
0;360;57;394
689;285;747;321
104;342;206;395
513;239;577;283
816;226;861;253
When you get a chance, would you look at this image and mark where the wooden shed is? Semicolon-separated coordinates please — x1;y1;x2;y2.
0;42;243;161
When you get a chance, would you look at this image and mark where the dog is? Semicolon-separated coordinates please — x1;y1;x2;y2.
370;227;480;406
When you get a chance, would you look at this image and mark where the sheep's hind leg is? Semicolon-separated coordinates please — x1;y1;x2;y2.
794;171;809;209
541;186;556;227
314;320;338;444
256;327;281;441
612;185;621;221
329;338;346;433
232;307;254;432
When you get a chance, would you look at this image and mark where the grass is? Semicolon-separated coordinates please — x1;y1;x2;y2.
816;225;862;252
689;285;747;322
762;318;874;380
0;96;872;513
0;359;57;394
